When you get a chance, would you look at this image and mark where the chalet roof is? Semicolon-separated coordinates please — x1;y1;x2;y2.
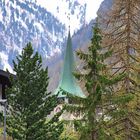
0;70;11;78
0;69;15;86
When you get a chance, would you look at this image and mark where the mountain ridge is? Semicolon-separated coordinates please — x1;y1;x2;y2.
0;0;88;72
0;0;112;91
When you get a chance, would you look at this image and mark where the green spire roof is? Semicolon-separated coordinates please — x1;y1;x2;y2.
54;31;86;98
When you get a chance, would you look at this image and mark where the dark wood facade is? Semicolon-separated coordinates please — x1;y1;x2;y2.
0;70;11;99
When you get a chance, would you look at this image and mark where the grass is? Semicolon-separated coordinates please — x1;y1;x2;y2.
0;127;12;140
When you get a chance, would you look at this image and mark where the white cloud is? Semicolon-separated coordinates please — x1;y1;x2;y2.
85;0;104;22
76;0;104;22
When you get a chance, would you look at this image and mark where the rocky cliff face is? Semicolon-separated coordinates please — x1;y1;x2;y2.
97;0;113;16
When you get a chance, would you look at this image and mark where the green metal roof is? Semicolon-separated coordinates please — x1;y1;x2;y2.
54;31;86;98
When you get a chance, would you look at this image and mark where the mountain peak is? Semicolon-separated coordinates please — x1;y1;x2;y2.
0;0;104;73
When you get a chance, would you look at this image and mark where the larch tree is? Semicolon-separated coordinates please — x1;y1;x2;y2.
6;43;63;140
100;0;140;139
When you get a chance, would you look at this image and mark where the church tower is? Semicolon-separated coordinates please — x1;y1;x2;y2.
54;31;86;99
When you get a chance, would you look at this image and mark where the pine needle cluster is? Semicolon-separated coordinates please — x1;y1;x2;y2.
6;43;63;140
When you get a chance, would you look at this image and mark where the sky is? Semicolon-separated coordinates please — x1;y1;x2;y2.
36;0;104;34
84;0;104;22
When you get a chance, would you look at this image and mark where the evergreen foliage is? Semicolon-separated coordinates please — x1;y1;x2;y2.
6;43;63;140
66;24;123;140
100;0;140;139
60;121;80;140
0;112;3;122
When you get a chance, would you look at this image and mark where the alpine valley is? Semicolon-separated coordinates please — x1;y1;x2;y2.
0;0;112;91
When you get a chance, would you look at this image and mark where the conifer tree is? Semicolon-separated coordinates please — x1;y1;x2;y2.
100;0;140;139
6;43;63;140
66;24;123;140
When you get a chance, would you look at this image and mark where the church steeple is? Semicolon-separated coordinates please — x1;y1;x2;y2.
54;30;86;98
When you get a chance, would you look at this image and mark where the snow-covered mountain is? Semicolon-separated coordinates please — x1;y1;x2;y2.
35;0;103;34
0;0;93;72
0;0;112;90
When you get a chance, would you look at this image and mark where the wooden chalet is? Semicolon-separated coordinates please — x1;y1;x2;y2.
0;70;12;99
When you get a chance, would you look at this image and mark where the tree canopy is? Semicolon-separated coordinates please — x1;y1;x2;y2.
6;43;63;140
